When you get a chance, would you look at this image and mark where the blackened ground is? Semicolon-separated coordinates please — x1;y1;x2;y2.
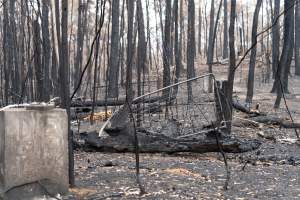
64;64;300;199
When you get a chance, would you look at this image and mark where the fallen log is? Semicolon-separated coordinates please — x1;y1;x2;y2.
70;103;162;121
83;130;261;153
250;116;300;129
71;96;167;107
232;100;265;116
232;117;260;128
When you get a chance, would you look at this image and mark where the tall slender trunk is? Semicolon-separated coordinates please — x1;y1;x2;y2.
207;0;223;92
3;1;10;104
207;0;215;65
179;0;184;68
173;0;181;97
42;0;51;101
227;0;237;133
163;0;172;97
246;0;263;104
33;20;43;102
272;0;280;79
223;0;229;59
108;0;120;98
198;3;202;55
136;0;147;124
187;0;196;102
273;0;295;108
60;0;73;186
74;0;84;92
126;0;135;101
295;0;300;75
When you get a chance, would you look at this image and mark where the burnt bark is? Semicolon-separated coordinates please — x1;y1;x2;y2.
42;0;51;102
198;4;202;55
163;0;172;97
84;130;261;154
273;0;295;108
245;0;263;104
223;0;229;59
271;0;280;79
173;0;181;98
126;0;135;101
33;20;43;102
187;0;196;102
74;0;85;92
59;0;74;186
108;0;121;98
226;0;237;133
295;1;300;75
207;0;222;93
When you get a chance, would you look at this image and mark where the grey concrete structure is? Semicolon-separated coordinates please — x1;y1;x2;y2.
0;105;69;199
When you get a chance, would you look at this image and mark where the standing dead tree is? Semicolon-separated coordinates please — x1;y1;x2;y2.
273;0;295;108
207;0;223;93
187;0;196;102
107;0;120;98
295;0;300;75
223;0;229;59
163;0;172;98
59;0;74;186
246;0;263;104
226;0;236;133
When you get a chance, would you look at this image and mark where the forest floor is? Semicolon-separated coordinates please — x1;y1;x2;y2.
63;63;300;200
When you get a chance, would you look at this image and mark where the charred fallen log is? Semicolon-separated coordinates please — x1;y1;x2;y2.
250;116;300;129
70;96;170;107
83;130;261;153
232;100;266;116
231;101;300;129
70;103;162;120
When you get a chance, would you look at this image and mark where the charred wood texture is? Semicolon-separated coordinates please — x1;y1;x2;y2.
83;130;261;154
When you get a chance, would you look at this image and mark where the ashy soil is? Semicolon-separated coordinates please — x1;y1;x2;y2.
63;63;300;200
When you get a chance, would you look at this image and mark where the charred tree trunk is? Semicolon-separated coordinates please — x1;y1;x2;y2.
59;0;74;186
3;2;10;104
136;0;147;125
74;0;84;92
246;0;263;104
179;0;184;67
163;0;172;97
42;0;51;102
173;0;181;97
273;0;295;108
198;3;202;55
108;0;120;98
295;0;300;75
226;0;237;133
207;0;223;93
207;0;215;92
271;0;280;79
33;20;43;102
223;0;229;59
50;1;59;96
9;0;20;103
187;0;196;102
126;0;135;101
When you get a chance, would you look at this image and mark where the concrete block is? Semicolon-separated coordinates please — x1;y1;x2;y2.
0;106;69;199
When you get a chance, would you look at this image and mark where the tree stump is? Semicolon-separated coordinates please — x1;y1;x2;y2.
214;80;232;133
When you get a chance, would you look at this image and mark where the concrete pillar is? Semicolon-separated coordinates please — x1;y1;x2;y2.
0;105;69;199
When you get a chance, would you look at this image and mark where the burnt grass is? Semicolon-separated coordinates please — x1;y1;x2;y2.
64;66;300;199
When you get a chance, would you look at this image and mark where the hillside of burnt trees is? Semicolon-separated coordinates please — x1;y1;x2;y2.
0;0;299;110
